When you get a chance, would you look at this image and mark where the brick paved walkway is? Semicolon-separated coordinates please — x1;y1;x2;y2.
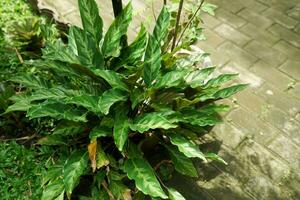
37;0;300;199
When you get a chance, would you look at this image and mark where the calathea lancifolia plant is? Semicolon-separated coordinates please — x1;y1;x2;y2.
6;0;246;199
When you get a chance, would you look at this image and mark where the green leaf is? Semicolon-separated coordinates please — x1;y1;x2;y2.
30;88;69;101
143;35;161;86
130;112;178;133
27;101;87;122
181;109;221;126
168;134;207;162
53;121;85;135
10;74;48;89
204;73;238;88
4;95;31;113
113;108;130;151
205;153;228;165
201;2;217;16
109;180;132;200
63;150;88;198
184;67;215;88
168;188;186;200
130;87;146;109
165;145;198;177
96;144;110;169
102;3;133;57
72;26;104;68
89;126;112;140
66;95;99;112
92;69;128;91
38;135;67;146
153;6;170;44
117;25;148;68
41;179;65;200
98;88;127;115
78;0;103;44
213;84;248;99
154;70;188;89
124;158;168;199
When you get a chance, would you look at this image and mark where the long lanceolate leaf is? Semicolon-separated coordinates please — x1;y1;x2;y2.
92;69;128;91
63;150;88;198
153;6;170;44
78;0;103;44
102;3;133;57
143;35;161;86
168;133;207;162
130;112;178;133
113;107;130;152
124;158;168;199
167;188;186;200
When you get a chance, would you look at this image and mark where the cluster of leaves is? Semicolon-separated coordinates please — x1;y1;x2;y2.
6;0;246;199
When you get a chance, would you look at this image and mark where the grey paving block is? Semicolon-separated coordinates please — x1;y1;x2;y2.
279;60;300;81
215;8;247;28
273;40;300;62
237;8;273;29
268;24;300;48
263;7;298;29
214;24;250;46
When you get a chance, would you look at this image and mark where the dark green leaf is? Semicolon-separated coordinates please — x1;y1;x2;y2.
130;87;145;109
184;67;215;88
109;180;132;200
124;158;168;199
98;88;127;115
168;134;207;162
102;3;133;57
165;145;198;177
53;121;85;135
10;74;48;89
143;35;161;86
89;126;112;140
66;94;99;112
38;135;67;146
153;6;170;44
113;107;130;151
63;150;88;198
154;70;188;89
78;0;103;44
204;73;238;88
96;144;109;169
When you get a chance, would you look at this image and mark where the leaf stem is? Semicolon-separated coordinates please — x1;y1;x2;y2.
171;0;184;51
176;0;205;46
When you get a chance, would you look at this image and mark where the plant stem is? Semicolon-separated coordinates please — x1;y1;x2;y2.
176;0;205;46
171;0;184;51
111;0;123;17
164;0;167;5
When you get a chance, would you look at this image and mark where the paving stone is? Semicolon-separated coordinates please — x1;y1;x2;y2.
273;40;300;62
221;61;263;88
257;0;299;12
200;29;225;48
214;24;250;46
288;83;300;100
264;8;298;29
218;42;258;68
262;106;300;145
245;41;286;67
268;24;300;48
197;42;230;67
268;135;300;168
226;108;281;145
208;0;245;13
296;113;300;122
279;60;300;81
287;4;300;21
239;23;280;47
237;8;273;29
211;122;248;149
250;60;293;90
294;24;300;34
256;83;300;116
201;13;222;29
215;8;247;28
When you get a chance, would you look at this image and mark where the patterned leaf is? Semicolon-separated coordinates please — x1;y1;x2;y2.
102;3;132;57
96;144;109;169
130;112;178;133
89;126;112;140
213;84;248;99
63;150;88;198
143;35;161;86
205;152;228;165
53;121;85;135
10;74;48;89
98;88;127;115
78;0;103;44
124;158;168;199
154;70;188;89
65;94;99;112
153;6;170;44
130;87;145;109
204;73;238;88
92;69;128;91
167;188;186;200
168;134;207;162
27;101;87;122
41;179;65;200
109;180;132;200
165;145;198;177
114;107;130;151
184;67;215;88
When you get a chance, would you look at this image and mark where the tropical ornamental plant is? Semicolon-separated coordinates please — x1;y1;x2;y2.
5;0;246;199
